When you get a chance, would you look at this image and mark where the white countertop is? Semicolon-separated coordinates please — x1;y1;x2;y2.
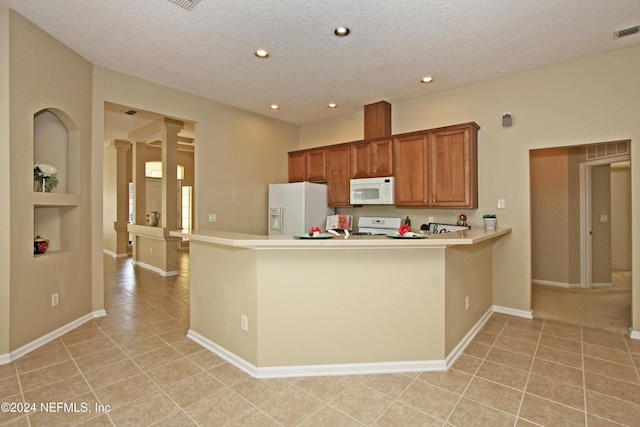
170;227;511;250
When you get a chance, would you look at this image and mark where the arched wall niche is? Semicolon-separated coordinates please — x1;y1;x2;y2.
33;108;80;194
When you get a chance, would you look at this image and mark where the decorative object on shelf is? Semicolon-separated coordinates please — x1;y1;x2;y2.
33;163;59;192
34;235;49;254
483;214;497;229
147;210;161;226
457;214;468;226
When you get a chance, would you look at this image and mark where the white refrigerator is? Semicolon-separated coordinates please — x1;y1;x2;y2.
268;182;333;235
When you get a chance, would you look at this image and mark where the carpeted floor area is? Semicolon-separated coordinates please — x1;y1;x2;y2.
532;270;632;334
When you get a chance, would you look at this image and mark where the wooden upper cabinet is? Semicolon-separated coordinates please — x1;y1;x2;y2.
394;123;479;208
326;144;351;207
393;134;429;207
305;148;327;182
371;139;393;177
288;151;306;182
288;147;327;183
428;124;478;208
289;121;479;208
350;138;393;178
350;141;371;178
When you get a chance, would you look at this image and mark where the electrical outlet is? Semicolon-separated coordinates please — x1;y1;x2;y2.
465;296;470;310
209;213;217;223
428;216;434;223
51;293;59;307
497;198;506;209
241;315;248;331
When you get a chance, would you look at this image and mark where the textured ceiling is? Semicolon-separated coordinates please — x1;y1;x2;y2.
2;0;640;125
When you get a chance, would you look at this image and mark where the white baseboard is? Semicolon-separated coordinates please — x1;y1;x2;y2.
445;307;493;368
0;310;106;365
493;305;533;319
103;249;129;258
187;307;499;378
187;329;446;379
630;330;640;340
532;279;581;289
532;279;612;289
591;282;613;288
131;260;179;277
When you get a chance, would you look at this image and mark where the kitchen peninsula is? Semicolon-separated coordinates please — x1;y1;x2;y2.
171;227;511;378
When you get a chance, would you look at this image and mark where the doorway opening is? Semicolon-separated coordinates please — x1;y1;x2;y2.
530;141;631;333
103;101;195;258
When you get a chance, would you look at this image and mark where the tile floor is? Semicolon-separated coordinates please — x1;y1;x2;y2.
1;254;640;426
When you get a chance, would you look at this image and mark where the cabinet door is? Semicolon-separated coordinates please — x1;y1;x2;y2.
350;141;371;178
305;148;327;182
327;145;351;207
393;135;428;207
427;125;477;208
371;138;393;177
288;151;306;182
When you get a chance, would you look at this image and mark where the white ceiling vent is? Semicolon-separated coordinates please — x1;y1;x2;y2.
166;0;202;11
613;25;639;39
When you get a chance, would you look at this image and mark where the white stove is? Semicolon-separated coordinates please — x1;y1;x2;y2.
354;216;402;235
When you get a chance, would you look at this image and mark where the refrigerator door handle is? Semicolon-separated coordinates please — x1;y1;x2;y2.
279;207;284;233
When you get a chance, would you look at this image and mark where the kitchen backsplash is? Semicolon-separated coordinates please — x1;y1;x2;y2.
336;206;481;229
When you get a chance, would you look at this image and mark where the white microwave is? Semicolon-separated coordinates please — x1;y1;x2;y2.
350;176;395;205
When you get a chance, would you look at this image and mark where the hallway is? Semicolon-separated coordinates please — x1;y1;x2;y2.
532;270;632;334
1;256;640;425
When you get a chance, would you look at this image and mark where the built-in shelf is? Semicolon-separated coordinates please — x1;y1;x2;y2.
34;205;79;255
32;108;81;257
32;192;80;207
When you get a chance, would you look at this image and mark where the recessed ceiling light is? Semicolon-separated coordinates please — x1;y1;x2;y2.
270;104;279;110
328;103;337;108
334;26;351;37
255;49;270;58
421;76;434;84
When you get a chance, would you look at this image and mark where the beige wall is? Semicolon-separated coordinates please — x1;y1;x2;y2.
298;45;640;332
612;163;632;270
445;241;493;354
530;147;583;286
530;148;572;284
189;243;449;367
3;9;94;351
591;164;612;285
0;8;11;355
103;144;118;254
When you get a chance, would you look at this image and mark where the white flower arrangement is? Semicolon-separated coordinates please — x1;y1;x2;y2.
34;163;59;192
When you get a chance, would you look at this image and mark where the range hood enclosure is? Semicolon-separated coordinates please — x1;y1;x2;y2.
364;101;391;139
